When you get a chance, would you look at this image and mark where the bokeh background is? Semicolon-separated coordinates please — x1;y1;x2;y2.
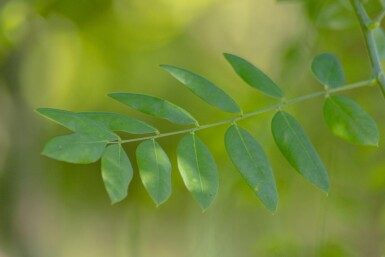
1;0;385;256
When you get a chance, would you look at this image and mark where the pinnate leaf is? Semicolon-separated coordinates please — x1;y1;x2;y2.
271;111;329;192
79;112;157;134
42;133;107;164
36;108;119;140
323;96;379;146
177;134;218;210
136;140;172;206
160;65;241;113
311;53;345;88
224;53;284;99
101;144;133;204
225;125;278;211
109;93;197;125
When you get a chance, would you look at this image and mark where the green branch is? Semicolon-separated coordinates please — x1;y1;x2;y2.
350;0;385;97
375;8;385;24
118;78;374;144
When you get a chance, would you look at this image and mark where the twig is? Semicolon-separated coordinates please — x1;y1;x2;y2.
118;79;374;144
350;0;385;97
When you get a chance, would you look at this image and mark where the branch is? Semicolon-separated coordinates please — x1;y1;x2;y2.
375;8;385;24
119;79;374;144
350;0;385;97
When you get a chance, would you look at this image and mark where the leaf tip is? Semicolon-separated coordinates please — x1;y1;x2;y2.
110;200;117;205
320;182;330;194
107;92;117;98
35;107;54;117
223;52;233;59
154;199;168;207
35;108;44;114
270;208;278;215
159;64;173;72
109;195;126;205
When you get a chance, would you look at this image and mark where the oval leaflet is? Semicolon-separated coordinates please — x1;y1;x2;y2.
224;53;284;99
161;65;241;113
136;139;172;206
271;111;329;192
225;124;278;211
323;96;379;146
109;93;198;125
177;134;219;210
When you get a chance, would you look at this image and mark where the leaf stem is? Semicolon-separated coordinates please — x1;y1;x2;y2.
350;0;385;97
118;79;373;144
375;8;385;24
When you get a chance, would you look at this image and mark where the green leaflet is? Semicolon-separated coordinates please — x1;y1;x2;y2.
323;96;379;146
36;108;119;141
311;53;345;88
42;133;107;164
271;111;329;192
373;27;385;60
136;140;172;206
160;65;241;113
108;93;198;125
224;53;284;99
177;134;219;210
79;112;158;134
101;144;133;204
225;125;278;211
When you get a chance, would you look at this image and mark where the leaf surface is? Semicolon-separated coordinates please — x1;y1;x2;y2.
101;144;133;204
36;108;118;140
177;134;218;210
42;133;107;164
109;93;197;125
224;53;284;99
311;53;345;88
225;125;278;211
136;140;172;206
79;112;157;134
271;111;329;192
323;96;379;146
161;65;241;113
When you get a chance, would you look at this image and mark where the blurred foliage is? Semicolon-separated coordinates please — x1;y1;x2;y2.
0;0;385;256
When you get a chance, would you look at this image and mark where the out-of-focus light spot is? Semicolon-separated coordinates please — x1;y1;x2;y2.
1;0;29;43
20;15;82;109
112;0;219;52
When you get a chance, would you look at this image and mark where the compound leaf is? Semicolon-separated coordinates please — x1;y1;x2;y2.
224;53;284;99
36;108;119;141
225;124;278;211
79;112;158;134
160;65;241;113
42;133;107;164
177;134;218;210
271;111;329;192
101;144;133;204
108;93;197;125
311;53;345;88
323;96;379;146
136;140;172;206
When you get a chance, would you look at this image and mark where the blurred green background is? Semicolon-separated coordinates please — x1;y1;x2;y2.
1;0;385;256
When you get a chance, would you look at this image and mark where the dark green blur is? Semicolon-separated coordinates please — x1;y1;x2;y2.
1;0;385;256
